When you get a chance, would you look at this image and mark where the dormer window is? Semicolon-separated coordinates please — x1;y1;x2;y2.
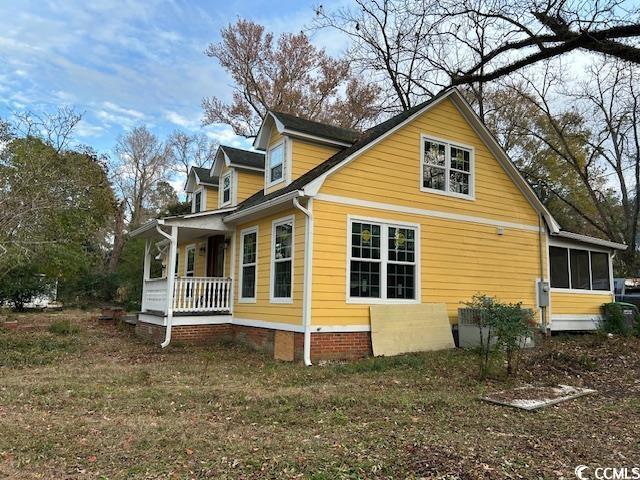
221;171;232;206
194;191;202;213
267;140;285;186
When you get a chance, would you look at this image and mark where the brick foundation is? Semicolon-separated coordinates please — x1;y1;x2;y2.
135;319;372;361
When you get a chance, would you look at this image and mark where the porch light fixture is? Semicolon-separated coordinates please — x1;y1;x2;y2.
199;244;206;256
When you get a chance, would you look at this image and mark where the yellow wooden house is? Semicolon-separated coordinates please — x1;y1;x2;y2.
131;87;625;363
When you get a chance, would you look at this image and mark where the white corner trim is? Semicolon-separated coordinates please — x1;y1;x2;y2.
316;193;543;233
269;214;295;304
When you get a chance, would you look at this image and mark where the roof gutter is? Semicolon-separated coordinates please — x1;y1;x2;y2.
129;219;163;238
552;231;627;250
224;190;304;222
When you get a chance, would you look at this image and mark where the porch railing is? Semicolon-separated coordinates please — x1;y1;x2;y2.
141;276;232;314
173;276;232;313
141;277;169;312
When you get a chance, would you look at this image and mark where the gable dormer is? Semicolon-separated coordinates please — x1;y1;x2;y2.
184;166;219;213
211;145;265;208
254;112;360;194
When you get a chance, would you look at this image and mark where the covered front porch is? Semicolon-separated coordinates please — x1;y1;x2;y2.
132;210;235;317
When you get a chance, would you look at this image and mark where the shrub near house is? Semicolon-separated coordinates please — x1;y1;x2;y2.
131;87;625;362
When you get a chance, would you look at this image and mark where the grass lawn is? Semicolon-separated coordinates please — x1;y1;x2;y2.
0;316;639;479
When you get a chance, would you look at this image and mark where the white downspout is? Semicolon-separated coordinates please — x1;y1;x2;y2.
293;197;313;366
156;225;178;348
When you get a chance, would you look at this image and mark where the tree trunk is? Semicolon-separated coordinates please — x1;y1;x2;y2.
109;201;126;273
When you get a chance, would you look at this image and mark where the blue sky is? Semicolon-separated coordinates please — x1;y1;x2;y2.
0;0;347;158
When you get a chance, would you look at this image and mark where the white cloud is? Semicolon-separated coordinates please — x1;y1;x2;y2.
75;119;104;138
164;110;198;129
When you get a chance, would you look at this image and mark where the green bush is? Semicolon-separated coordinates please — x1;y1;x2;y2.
601;302;639;336
48;319;80;336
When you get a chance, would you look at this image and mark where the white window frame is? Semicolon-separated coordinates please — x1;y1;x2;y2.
184;244;196;277
419;134;475;200
192;187;206;213
269;215;295;304
346;215;421;304
220;171;233;207
266;139;286;188
548;239;613;295
239;226;258;303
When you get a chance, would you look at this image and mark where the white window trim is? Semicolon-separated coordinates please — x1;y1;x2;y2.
346;214;421;304
220;170;233;207
548;243;613;295
269;215;295;304
265;138;287;189
191;187;206;213
419;134;475;201
238;226;258;303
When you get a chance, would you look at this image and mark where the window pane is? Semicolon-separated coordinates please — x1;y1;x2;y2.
194;192;202;212
388;227;415;262
269;144;284;182
450;147;470;172
449;171;469;195
243;232;257;264
274;260;291;297
387;264;415;299
186;248;195;275
223;189;230;203
275;223;292;259
591;252;610;291
351;222;380;260
570;249;590;290
549;247;569;288
350;260;380;298
423;165;446;191
424;141;446;166
242;265;256;298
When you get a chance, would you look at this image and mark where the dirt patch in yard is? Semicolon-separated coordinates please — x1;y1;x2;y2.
0;322;639;479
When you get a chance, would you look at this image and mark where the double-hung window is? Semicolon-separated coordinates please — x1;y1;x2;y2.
349;219;418;302
549;246;611;291
421;136;473;198
271;217;293;302
221;172;232;206
267;141;285;186
240;227;258;302
193;190;202;213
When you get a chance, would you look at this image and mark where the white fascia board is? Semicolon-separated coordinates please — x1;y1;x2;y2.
551;230;626;250
223;190;304;223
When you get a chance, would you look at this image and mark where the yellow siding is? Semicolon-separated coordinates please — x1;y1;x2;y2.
205;186;218;211
232;208;305;325
551;291;611;315
236;169;263;204
291;139;339;179
311;200;543;326
320;97;539;225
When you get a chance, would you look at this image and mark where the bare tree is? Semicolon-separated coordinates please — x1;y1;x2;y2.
12;106;82;153
441;0;640;86
168;130;217;178
202;18;381;137
112;126;173;228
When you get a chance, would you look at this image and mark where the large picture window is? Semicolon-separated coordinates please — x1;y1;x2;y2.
271;217;293;302
239;228;258;301
267;141;285;186
421;136;473;198
549;246;611;291
349;219;418;302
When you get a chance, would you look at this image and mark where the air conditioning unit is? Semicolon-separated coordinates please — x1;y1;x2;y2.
457;308;534;349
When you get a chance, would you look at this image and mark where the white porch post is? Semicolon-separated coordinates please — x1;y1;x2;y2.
161;225;178;348
141;239;152;311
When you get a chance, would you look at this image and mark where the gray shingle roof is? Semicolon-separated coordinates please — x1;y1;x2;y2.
230;90;452;216
221;145;265;170
271;111;361;145
193;167;218;186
